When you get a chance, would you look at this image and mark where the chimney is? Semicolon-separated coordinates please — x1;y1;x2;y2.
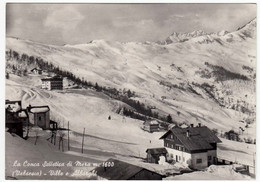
27;104;32;111
190;124;194;128
186;130;190;137
198;123;201;127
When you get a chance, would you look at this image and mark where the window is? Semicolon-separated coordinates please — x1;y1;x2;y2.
39;116;41;121
183;157;185;162
208;156;212;160
171;135;173;139
179;156;181;160
196;159;202;164
171;144;174;148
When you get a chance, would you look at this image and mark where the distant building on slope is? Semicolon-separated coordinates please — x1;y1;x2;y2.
41;76;63;90
146;148;168;164
143;120;159;133
31;68;42;75
160;124;221;170
92;158;164;180
27;105;50;129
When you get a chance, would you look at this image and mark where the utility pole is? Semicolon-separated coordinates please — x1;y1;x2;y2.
68;121;70;151
81;128;85;153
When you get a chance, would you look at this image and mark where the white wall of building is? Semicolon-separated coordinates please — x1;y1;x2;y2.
42;81;51;90
191;152;208;169
166;147;192;166
166;147;215;169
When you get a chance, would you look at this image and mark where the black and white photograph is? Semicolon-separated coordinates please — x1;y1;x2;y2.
3;1;258;180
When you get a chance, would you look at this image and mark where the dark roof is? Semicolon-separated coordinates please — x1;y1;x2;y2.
146;148;167;155
41;76;62;81
5;100;22;106
160;126;221;151
50;120;57;124
93;158;162;180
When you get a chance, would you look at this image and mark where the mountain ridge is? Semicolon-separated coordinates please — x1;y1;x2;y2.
157;17;256;45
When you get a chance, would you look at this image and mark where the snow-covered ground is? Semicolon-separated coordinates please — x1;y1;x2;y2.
165;165;252;180
6;74;164;159
218;138;256;167
5;132;102;180
5;73;256;180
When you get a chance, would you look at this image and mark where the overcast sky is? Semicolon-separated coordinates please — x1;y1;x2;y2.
6;3;256;45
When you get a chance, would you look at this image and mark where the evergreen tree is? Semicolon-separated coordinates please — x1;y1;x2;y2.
6;72;9;79
23;69;28;76
166;114;172;123
12;65;16;71
95;82;100;91
13;51;19;59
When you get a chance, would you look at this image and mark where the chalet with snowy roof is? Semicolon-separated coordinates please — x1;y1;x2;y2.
31;68;42;75
41;76;63;90
143;120;159;133
160;124;221;170
93;158;164;180
5;100;29;138
27;105;50;129
146;148;168;164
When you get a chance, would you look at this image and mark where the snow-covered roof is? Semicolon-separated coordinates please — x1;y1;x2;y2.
18;111;28;118
180;123;188;128
150;120;159;125
144;120;159;126
168;124;176;129
31;68;42;71
28;106;50;113
5;103;21;112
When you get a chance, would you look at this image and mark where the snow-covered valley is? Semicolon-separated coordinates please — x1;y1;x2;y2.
5;17;256;180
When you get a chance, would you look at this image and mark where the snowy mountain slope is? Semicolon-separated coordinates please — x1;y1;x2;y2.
5;18;256;139
157;30;230;45
158;18;256;45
